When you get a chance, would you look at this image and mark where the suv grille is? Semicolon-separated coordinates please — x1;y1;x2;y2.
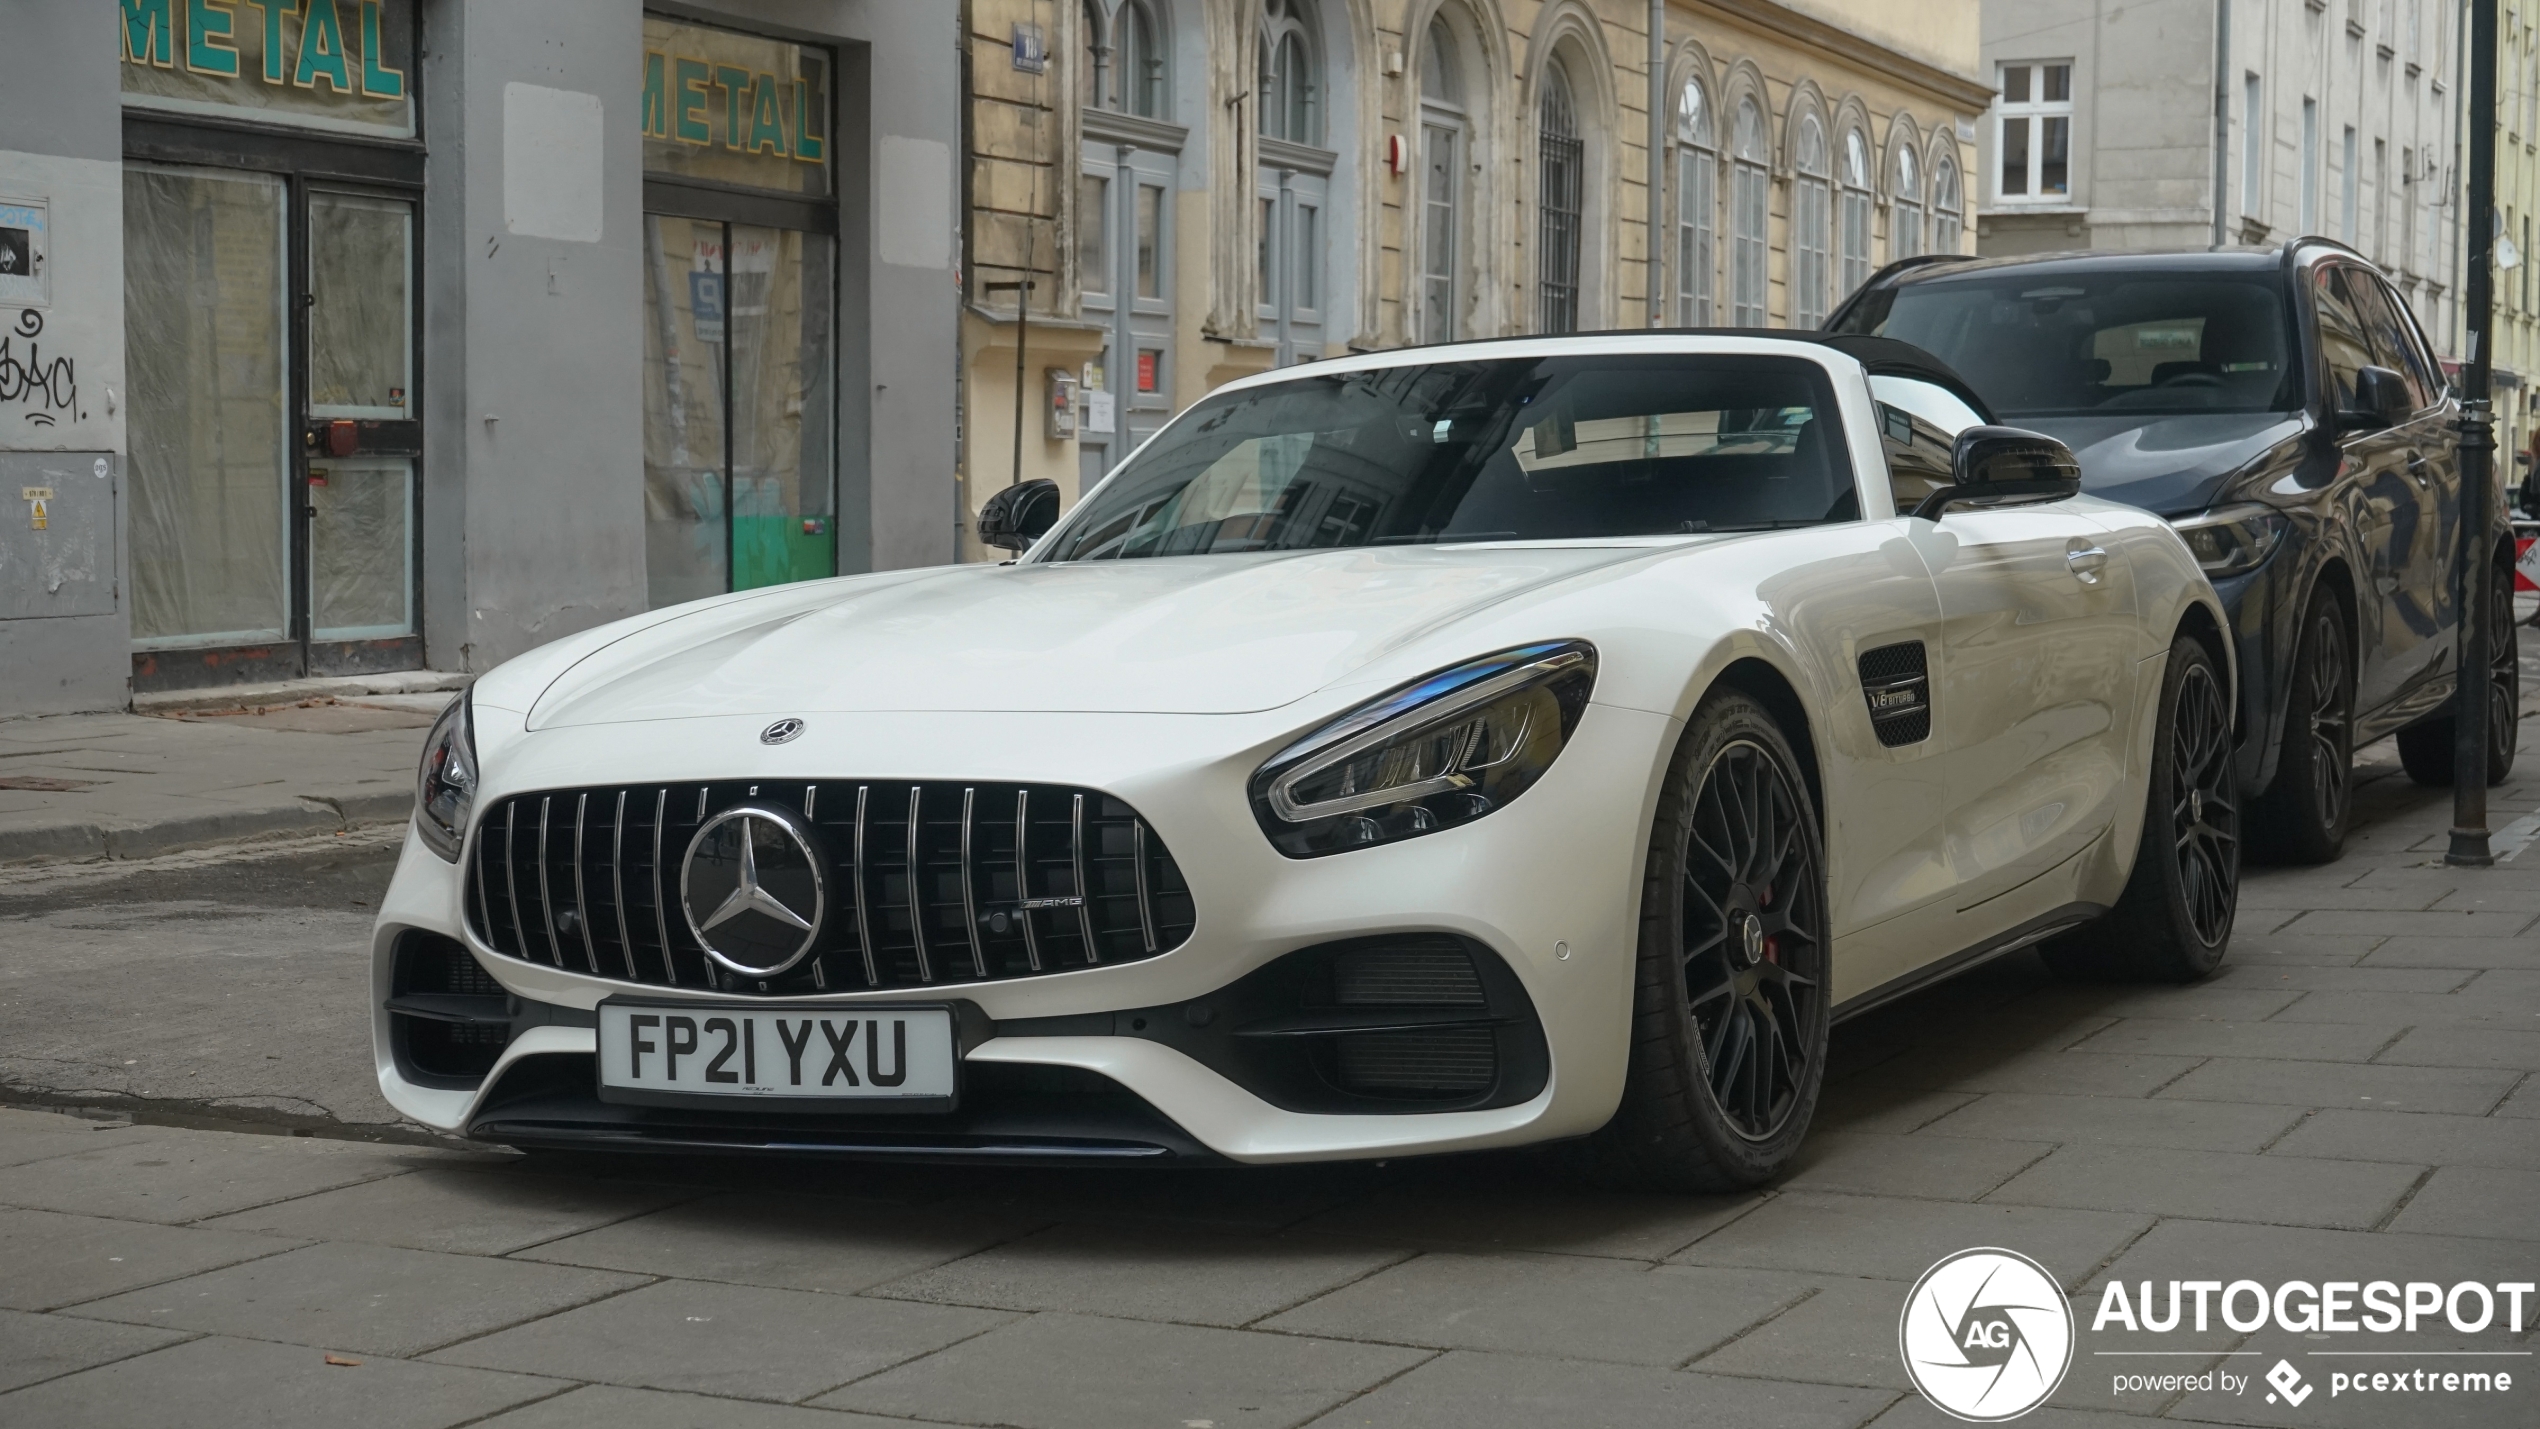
464;781;1196;995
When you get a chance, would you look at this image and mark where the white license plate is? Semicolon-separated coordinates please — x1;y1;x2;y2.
597;1003;956;1103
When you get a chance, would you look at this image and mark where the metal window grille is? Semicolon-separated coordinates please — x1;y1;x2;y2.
1537;66;1583;334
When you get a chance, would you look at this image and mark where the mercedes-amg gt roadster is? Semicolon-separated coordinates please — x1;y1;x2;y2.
376;332;2241;1188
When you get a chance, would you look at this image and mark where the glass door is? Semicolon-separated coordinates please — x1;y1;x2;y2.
1257;165;1327;365
123;165;292;653
641;214;837;609
306;191;418;646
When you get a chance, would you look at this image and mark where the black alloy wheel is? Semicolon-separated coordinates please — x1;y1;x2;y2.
2256;596;2353;864
1681;738;1827;1142
1593;689;1829;1191
2398;556;2522;786
2170;658;2240;949
2043;634;2238;982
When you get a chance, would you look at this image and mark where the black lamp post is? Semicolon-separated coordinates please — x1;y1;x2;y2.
2449;0;2500;867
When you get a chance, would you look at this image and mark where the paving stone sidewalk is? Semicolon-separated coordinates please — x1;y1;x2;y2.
2;724;2537;1427
0;676;458;865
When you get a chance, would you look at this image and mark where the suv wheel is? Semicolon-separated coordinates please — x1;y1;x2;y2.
2043;634;2238;982
2256;592;2353;863
2398;555;2521;787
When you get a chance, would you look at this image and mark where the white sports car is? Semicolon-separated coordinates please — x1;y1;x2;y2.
376;332;2239;1188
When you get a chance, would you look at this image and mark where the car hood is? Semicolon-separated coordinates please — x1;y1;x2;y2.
2012;411;2307;516
525;544;1668;728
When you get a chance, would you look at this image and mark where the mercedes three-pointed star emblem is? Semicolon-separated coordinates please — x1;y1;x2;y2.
679;804;828;979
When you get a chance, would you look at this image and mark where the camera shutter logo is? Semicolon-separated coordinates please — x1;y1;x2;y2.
1899;1248;2075;1422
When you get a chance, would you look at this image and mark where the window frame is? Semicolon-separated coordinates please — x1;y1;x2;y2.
1993;59;2074;203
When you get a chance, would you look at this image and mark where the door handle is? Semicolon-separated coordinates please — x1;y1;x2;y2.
2066;544;2109;578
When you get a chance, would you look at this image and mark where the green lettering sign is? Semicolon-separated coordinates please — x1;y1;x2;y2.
358;1;404;97
793;81;824;163
187;0;241;77
244;0;292;83
294;0;350;92
713;65;750;150
747;72;787;155
121;0;176;67
642;52;668;138
673;57;711;143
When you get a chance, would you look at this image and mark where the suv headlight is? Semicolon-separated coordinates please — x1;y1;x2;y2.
1250;642;1596;857
415;689;478;862
2171;503;2289;577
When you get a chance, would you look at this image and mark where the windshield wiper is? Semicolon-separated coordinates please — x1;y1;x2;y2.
1371;531;1521;545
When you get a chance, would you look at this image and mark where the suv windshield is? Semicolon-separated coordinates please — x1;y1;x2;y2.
1834;270;2299;419
1039;354;1855;560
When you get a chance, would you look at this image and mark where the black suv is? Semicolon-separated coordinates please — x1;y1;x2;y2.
1831;240;2516;861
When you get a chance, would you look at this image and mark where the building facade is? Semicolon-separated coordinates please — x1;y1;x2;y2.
0;1;959;716
953;0;1990;554
1972;1;2467;361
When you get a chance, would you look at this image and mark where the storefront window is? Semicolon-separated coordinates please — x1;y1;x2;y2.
641;15;838;609
124;166;291;648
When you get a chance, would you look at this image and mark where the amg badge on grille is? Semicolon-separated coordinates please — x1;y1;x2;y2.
681;804;829;977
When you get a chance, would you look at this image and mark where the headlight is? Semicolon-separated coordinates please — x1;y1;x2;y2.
1250;642;1596;857
2171;503;2289;577
414;689;478;862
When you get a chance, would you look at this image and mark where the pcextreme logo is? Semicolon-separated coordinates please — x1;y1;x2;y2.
1899;1248;2076;1422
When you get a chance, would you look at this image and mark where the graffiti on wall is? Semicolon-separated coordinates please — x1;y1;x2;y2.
0;310;80;427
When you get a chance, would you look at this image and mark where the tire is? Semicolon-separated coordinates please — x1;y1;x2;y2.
2042;634;2239;982
2254;591;2354;864
1591;688;1830;1191
2397;557;2520;787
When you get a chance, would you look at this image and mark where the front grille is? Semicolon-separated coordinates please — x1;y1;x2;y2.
1857;640;1932;747
464;781;1196;995
1336;1028;1498;1094
1334;939;1485;1006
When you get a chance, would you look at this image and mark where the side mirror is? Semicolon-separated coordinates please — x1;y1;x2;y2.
1913;426;2084;520
2339;365;2413;432
978;479;1061;552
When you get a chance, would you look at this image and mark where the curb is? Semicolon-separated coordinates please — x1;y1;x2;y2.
133;670;468;717
0;792;414;867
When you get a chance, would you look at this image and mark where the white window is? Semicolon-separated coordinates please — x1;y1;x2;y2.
1891;142;1924;260
1931;151;1962;254
1792;114;1832;328
1418;17;1464;344
2300;98;2318;232
2341;124;2358;241
1838;127;1872;301
1730;97;1768;326
2241;73;2263;217
1995;61;2072;201
1674;77;1716;326
2373;137;2388;259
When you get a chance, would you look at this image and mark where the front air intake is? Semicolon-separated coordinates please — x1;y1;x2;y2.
1857;640;1932;747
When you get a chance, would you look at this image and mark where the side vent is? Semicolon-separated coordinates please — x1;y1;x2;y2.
1857;640;1932;747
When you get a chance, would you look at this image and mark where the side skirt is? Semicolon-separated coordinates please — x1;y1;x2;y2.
1830;901;2106;1024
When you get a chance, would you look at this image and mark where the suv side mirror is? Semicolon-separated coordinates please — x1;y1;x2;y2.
978;479;1061;552
2339;365;2413;432
1913;426;2084;520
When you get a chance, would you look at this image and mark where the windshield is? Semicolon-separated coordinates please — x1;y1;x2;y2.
1039;354;1857;560
1834;271;2299;419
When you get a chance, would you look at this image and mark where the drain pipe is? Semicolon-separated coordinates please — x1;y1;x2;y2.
2210;0;2230;246
1649;0;1667;326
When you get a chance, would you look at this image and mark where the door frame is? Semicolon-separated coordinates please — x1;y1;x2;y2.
123;114;429;694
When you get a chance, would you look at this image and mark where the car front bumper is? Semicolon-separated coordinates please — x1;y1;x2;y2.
369;701;1677;1164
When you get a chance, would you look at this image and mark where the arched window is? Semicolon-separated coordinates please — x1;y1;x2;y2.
1792;113;1832;327
1838;127;1872;303
1537;60;1584;333
1932;151;1963;254
1260;0;1321;144
1730;96;1768;327
1675;76;1717;326
1418;17;1466;342
1083;0;1165;117
1891;141;1924;260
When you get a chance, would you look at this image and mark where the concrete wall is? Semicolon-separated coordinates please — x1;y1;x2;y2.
421;0;650;673
0;3;130;715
